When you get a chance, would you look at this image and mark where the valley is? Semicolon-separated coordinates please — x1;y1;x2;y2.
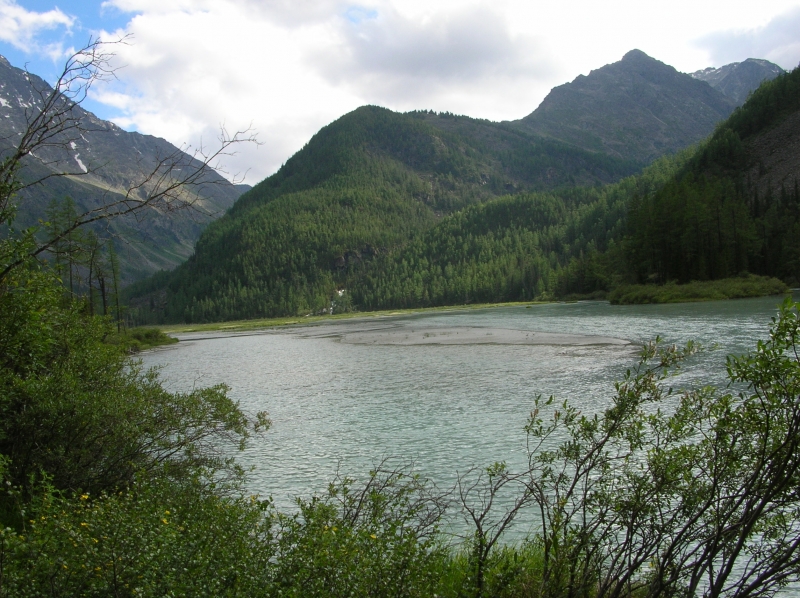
121;52;797;323
2;26;800;596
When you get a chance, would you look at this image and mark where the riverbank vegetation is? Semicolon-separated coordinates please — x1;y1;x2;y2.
6;249;800;596
5;158;800;596
608;274;789;304
103;326;179;352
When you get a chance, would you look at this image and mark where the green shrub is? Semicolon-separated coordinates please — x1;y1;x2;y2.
0;265;267;498
268;462;449;598
0;472;273;598
104;327;178;353
608;274;788;304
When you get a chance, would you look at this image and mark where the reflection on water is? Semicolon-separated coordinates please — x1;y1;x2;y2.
143;295;791;513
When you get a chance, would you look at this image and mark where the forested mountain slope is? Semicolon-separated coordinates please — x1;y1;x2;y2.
625;65;800;285
351;66;800;309
126;55;795;323
0;55;245;283
126;105;640;322
510;50;736;163
348;153;688;309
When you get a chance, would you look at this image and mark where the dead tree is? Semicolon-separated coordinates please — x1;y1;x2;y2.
0;36;257;282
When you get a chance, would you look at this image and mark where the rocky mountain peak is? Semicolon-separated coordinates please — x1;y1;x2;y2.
621;49;652;62
510;50;736;164
690;58;784;105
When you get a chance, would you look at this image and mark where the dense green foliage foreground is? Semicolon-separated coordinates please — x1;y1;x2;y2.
7;244;800;597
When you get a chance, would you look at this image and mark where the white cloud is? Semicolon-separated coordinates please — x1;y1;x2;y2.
104;0;363;26
91;0;560;182
696;6;800;70
313;5;553;104
0;0;73;54
76;0;800;185
95;0;360;183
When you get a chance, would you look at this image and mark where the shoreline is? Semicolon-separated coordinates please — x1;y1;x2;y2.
151;286;796;338
154;300;551;335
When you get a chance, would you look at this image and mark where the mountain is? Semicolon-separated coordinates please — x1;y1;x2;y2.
126;52;794;323
624;64;800;286
691;58;785;105
509;49;737;164
0;54;245;283
124;105;641;322
350;66;800;309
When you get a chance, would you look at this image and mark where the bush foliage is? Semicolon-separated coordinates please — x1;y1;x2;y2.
6;255;800;597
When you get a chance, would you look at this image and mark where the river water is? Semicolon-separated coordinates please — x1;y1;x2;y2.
142;295;793;519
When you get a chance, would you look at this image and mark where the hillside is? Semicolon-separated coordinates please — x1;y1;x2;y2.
509;49;736;163
125;105;640;322
353;66;800;309
0;54;245;283
348;153;687;309
625;65;800;286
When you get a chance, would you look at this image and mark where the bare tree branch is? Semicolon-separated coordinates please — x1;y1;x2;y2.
0;37;259;283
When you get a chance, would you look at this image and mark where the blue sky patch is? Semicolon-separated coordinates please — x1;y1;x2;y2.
344;6;378;25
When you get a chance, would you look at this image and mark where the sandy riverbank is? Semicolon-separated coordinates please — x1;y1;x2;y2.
164;304;633;348
156;301;550;335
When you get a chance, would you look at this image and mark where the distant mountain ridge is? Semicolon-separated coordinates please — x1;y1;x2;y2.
0;54;245;283
125;49;795;323
509;49;737;163
691;58;785;105
349;65;800;309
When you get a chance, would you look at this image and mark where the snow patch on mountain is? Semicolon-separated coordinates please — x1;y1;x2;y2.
73;154;87;173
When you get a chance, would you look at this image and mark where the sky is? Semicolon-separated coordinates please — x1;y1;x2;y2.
0;0;799;184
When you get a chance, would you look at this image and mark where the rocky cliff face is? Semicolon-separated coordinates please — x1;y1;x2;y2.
691;59;785;106
509;49;737;164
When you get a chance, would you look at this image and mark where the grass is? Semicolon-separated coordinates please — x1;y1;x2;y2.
608;274;790;305
105;327;180;352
